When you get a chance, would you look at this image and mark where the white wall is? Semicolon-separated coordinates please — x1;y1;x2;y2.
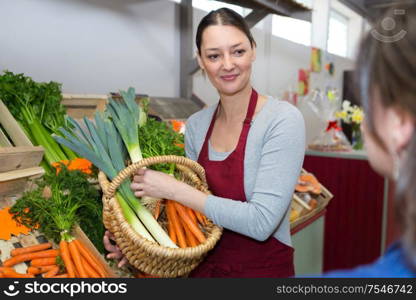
0;0;357;143
0;0;179;96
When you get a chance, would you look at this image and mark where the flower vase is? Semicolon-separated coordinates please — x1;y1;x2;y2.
351;124;364;150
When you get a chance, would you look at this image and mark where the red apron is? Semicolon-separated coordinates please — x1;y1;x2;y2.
190;89;295;278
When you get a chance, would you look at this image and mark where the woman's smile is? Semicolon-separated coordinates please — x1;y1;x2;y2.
220;74;239;81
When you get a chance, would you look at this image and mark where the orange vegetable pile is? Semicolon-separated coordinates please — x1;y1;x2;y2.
52;158;93;175
0;207;32;240
295;173;322;194
163;200;208;248
0;239;110;278
170;120;185;133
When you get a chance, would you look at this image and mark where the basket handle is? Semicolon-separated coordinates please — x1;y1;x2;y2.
105;155;208;197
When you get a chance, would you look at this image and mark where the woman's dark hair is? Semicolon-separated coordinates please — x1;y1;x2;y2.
196;8;256;55
355;4;416;268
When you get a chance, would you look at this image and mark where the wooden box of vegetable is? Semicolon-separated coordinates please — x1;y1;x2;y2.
0;99;45;197
0;166;118;278
0;71;123;278
61;94;108;119
289;169;333;229
61;93;149;120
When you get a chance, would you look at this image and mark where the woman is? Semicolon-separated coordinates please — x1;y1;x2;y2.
104;8;305;278
323;5;416;277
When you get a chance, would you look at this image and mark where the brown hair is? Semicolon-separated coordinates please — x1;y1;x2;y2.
196;8;256;55
355;4;416;268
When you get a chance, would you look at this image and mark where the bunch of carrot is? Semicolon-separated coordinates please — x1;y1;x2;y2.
0;243;60;278
162;200;208;248
0;239;109;278
59;234;109;278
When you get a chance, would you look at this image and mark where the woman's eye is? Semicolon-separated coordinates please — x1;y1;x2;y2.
207;54;219;61
234;49;246;56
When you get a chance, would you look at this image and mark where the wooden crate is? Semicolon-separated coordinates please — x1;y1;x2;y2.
62;92;199;122
0;99;122;278
0;195;118;278
290;169;333;229
61;94;108;119
0;100;44;198
72;225;116;277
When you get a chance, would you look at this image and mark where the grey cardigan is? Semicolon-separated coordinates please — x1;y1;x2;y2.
185;96;305;246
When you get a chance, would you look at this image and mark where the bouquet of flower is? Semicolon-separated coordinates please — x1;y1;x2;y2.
307;89;352;152
335;100;365;150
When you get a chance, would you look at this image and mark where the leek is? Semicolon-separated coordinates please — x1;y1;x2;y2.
54;111;177;248
107;87;143;163
116;193;155;243
107;89;180;247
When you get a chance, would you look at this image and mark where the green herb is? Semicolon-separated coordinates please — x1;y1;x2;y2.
0;70;77;170
0;70;65;131
10;165;105;253
138;117;185;173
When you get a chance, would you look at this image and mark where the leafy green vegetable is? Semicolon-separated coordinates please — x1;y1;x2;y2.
0;70;77;169
107;87;143;163
10;165;105;253
0;70;65;131
138;117;185;173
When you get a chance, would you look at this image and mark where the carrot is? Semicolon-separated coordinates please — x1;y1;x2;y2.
167;207;177;245
173;202;206;244
186;206;197;224
51;273;68;278
82;257;100;278
0;272;4;278
0;267;15;273
73;239;107;278
42;266;59;278
27;265;57;275
11;243;52;257
182;218;198;247
68;240;88;278
194;210;205;225
74;266;80;278
2;269;35;278
167;201;187;248
30;258;57;267
3;249;60;267
59;240;75;278
27;266;41;275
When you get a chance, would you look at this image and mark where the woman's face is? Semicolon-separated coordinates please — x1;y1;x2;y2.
197;25;256;96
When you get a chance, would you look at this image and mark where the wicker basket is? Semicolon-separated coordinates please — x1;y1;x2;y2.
290;169;333;229
99;155;222;278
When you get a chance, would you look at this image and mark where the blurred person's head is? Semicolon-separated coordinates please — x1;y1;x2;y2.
355;4;416;267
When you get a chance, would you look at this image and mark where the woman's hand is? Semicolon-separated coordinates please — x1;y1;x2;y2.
103;231;128;268
131;168;208;212
130;168;181;200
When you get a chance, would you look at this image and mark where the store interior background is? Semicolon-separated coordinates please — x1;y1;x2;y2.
0;0;366;145
2;0;396;274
